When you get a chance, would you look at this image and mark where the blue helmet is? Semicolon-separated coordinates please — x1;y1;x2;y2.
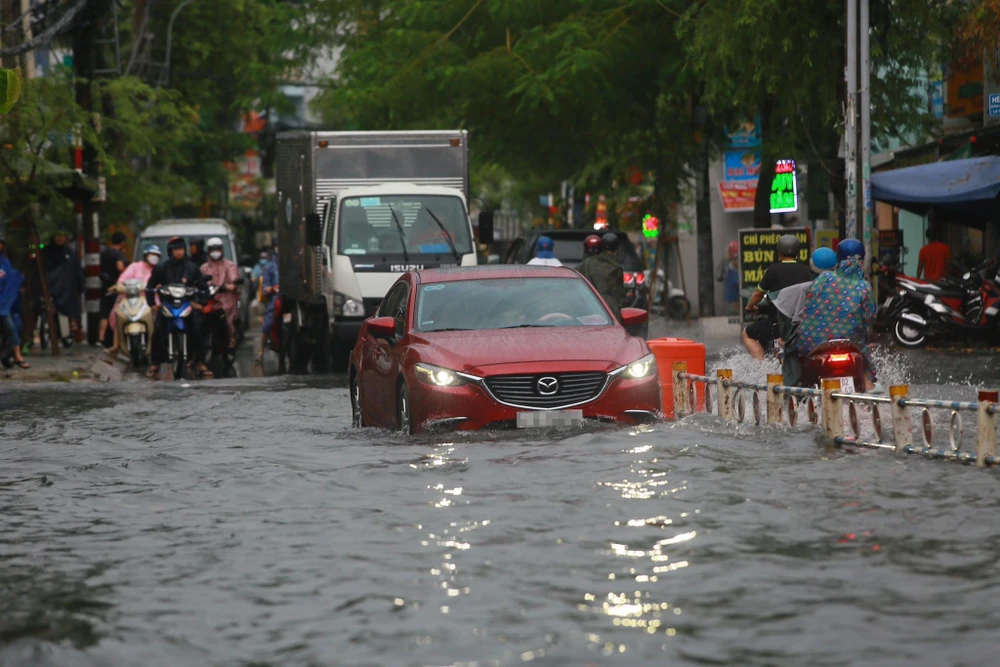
537;235;553;251
811;247;837;271
143;244;162;257
837;238;864;262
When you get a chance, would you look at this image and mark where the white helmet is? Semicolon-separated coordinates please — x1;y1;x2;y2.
206;237;224;251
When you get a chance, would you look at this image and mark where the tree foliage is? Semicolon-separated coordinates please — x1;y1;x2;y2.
0;70;200;230
680;0;956;226
314;0;702;227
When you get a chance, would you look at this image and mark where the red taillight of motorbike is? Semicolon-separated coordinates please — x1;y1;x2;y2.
635;272;645;285
828;353;851;363
623;272;634;284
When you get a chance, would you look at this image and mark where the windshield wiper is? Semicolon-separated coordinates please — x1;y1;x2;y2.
497;324;552;329
427;327;473;332
425;207;461;263
389;206;410;263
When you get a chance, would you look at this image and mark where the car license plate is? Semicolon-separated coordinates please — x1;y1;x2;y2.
516;410;584;428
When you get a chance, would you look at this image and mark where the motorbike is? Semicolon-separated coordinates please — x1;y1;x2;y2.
157;283;201;380
887;260;1000;348
110;279;154;370
653;268;692;320
201;279;244;377
797;339;867;390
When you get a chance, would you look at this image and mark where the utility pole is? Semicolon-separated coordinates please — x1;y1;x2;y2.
845;0;859;242
845;0;872;262
73;0;114;344
859;0;873;267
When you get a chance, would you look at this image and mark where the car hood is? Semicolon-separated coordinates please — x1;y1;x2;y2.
409;326;648;376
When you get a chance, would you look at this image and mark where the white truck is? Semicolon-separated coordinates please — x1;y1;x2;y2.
275;130;493;372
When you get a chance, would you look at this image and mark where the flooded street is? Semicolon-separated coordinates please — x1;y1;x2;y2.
2;346;999;667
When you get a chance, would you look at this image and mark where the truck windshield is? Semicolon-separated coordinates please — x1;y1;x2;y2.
338;195;472;256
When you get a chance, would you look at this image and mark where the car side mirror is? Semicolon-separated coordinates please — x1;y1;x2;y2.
620;307;648;327
478;211;494;245
305;212;322;246
367;316;396;339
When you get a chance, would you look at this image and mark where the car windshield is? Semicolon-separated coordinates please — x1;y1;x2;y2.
416;277;613;332
338;195;472;256
136;236;234;262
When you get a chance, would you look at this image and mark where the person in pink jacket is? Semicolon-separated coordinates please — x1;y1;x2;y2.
107;244;161;354
200;237;240;349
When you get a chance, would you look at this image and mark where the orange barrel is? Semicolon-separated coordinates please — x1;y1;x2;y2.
647;338;707;419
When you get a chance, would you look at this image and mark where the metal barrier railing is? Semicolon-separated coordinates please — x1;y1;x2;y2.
670;361;1000;468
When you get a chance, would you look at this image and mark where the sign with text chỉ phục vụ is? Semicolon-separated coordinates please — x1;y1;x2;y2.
737;227;810;322
769;159;798;213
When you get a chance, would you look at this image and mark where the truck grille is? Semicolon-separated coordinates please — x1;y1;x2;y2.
484;372;608;409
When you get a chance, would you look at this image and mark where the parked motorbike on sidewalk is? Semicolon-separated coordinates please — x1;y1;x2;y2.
109;280;154;370
157;283;200;380
888;260;1000;348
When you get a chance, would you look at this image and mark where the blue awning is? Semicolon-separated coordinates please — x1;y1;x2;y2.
871;156;1000;220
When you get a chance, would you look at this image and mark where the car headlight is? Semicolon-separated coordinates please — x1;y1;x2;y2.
617;353;657;379
415;363;468;387
333;292;365;317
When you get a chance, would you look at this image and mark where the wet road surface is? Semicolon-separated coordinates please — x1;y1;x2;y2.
2;345;1000;666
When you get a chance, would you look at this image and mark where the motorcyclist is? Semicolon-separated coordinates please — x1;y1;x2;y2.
258;245;280;364
145;236;212;379
742;234;813;359
188;239;208;267
527;236;562;267
796;239;877;390
106;244;161;355
199;237;241;350
578;232;626;320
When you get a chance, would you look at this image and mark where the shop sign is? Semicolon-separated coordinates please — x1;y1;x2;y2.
719;181;756;212
769;159;798;213
723;149;761;181
738;227;810;320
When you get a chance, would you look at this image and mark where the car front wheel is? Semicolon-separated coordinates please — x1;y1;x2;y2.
351;372;365;428
397;381;413;434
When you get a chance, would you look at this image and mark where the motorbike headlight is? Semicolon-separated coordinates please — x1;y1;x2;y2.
333;292;365;318
617;353;657;379
415;363;468;387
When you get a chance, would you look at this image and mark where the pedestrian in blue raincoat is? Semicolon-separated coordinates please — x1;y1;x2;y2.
0;236;30;368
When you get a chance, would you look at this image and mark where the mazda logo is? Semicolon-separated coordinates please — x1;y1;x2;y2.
537;376;559;396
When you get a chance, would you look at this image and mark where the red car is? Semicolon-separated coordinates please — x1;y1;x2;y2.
349;265;661;433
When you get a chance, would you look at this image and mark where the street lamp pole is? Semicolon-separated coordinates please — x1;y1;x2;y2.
160;0;199;87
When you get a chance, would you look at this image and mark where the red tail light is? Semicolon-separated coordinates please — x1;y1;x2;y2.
623;272;634;283
828;353;851;363
635;272;645;285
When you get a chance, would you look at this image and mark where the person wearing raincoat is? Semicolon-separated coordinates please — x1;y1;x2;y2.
106;244;161;354
0;236;29;369
795;239;877;390
258;246;279;363
527;236;562;267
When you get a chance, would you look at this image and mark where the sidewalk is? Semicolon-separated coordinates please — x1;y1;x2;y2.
0;343;108;384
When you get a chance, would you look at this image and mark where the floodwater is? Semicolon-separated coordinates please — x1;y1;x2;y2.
2;345;999;667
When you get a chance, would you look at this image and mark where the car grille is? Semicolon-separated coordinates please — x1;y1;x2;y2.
484;371;608;409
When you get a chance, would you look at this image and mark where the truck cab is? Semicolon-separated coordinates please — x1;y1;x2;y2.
321;183;478;354
274;130;488;373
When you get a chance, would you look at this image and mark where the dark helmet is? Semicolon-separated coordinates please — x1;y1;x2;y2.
167;236;186;252
110;231;127;245
584;234;602;255
601;232;620;252
776;234;800;258
837;238;865;262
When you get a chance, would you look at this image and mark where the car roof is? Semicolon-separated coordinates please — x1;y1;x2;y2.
416;265;581;284
139;219;234;237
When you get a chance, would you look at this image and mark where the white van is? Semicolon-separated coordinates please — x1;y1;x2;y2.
135;219;250;332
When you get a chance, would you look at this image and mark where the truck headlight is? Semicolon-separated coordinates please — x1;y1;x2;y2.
415;363;468;387
333;292;365;317
616;353;657;379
